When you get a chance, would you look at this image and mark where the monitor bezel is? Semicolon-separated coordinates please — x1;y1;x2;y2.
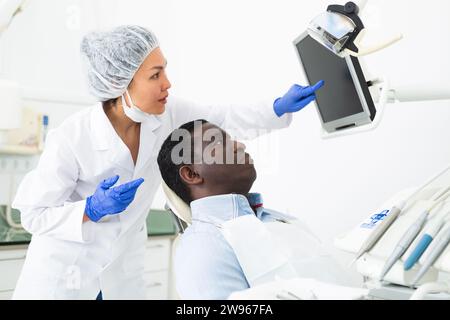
293;31;375;133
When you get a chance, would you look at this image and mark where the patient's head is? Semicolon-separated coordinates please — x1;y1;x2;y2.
157;120;256;204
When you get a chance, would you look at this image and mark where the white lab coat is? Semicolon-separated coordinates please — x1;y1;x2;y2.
12;96;292;299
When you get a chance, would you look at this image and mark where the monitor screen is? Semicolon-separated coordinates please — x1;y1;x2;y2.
295;35;366;123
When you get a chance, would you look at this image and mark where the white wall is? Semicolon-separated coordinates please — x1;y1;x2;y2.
2;0;450;267
0;0;113;126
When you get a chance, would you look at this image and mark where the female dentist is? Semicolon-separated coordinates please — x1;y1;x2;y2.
11;25;324;299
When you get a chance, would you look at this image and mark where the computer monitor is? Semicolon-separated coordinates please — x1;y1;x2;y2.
293;31;376;133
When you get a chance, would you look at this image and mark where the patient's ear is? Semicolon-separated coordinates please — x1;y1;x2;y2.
179;165;203;185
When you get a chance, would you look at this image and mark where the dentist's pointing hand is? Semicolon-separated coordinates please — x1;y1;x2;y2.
85;175;145;222
273;80;324;117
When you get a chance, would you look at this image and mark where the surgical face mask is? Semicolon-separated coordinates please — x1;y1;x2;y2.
121;90;152;123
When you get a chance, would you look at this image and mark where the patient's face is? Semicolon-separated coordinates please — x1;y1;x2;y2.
190;122;256;195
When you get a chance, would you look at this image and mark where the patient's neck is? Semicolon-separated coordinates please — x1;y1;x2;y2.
190;184;250;201
191;192;256;213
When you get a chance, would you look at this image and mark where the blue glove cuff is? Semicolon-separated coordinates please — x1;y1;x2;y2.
85;196;100;222
273;97;285;117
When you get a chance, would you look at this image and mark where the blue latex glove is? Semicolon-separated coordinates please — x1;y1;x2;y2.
85;175;144;222
273;80;325;117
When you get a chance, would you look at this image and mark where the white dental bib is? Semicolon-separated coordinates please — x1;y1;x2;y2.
219;213;346;287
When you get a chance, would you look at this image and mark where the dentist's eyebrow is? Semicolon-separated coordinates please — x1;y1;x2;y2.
150;60;168;70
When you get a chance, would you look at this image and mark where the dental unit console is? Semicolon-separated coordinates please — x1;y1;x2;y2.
335;165;450;298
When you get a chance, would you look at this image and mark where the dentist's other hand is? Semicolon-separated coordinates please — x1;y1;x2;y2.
85;175;144;222
273;80;324;117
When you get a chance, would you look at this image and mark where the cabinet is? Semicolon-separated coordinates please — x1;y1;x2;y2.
0;237;174;300
143;236;173;299
0;246;27;300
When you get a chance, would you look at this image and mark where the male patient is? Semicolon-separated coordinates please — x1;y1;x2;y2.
157;119;345;299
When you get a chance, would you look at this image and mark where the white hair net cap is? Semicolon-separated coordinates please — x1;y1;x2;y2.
80;25;159;101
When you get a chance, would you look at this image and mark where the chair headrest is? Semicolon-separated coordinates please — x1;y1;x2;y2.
161;180;192;225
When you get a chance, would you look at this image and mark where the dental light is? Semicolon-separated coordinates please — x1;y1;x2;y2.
307;0;402;58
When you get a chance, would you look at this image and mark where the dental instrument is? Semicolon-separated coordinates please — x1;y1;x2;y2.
379;191;449;280
411;226;450;286
404;207;450;271
350;202;405;266
351;165;450;265
379;210;429;281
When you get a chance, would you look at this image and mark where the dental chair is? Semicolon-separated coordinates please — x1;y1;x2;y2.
161;180;192;299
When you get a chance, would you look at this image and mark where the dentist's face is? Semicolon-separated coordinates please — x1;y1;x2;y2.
125;47;172;115
188;122;257;196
